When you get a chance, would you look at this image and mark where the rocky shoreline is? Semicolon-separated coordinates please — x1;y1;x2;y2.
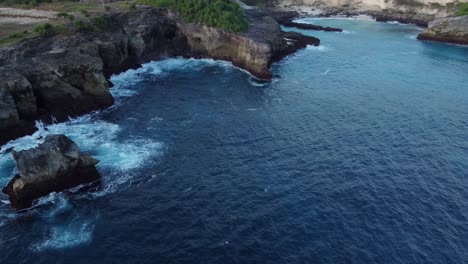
0;6;319;146
417;16;468;45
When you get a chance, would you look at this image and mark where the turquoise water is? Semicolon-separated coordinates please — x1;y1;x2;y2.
0;18;467;263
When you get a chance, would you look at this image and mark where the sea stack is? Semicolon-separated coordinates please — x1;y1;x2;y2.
2;134;101;210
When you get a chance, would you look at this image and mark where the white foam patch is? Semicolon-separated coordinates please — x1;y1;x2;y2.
294;15;375;23
306;45;331;52
31;218;95;251
28;193;98;252
248;77;270;87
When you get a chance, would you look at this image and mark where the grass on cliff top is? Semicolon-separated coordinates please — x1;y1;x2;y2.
455;3;468;16
138;0;248;32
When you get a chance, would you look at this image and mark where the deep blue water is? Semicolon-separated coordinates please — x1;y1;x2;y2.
1;17;468;263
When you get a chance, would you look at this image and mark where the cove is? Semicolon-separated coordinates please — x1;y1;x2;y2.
0;18;467;263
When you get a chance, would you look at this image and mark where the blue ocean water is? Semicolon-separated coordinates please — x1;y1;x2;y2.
0;17;468;263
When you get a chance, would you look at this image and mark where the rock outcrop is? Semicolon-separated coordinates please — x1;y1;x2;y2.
2;134;100;209
275;0;468;26
0;7;319;145
178;8;319;79
417;15;468;45
0;8;187;146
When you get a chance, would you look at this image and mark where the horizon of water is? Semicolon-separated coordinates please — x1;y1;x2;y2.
0;17;467;263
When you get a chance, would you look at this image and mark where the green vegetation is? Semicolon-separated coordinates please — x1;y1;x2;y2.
33;23;55;36
138;0;248;32
455;2;468;16
446;2;455;9
90;15;109;30
56;12;75;20
393;0;423;7
0;30;30;46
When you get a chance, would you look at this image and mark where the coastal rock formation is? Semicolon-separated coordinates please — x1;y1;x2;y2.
2;134;100;209
0;8;189;145
0;7;319;145
179;9;319;79
275;0;468;26
417;15;468;45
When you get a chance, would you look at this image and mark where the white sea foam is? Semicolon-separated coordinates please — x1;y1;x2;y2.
294;15;375;23
0;57;246;251
31;217;96;251
306;45;331;52
248;77;270;87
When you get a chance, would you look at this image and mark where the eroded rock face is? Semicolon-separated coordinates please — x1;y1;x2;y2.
0;8;187;145
0;7;318;144
2;134;100;209
417;16;468;45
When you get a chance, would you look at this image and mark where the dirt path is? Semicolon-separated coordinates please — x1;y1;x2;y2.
0;7;56;38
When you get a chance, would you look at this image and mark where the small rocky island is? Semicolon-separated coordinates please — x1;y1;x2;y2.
2;134;100;209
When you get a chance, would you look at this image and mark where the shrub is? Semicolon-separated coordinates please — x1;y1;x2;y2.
74;19;93;31
80;9;90;17
139;0;248;32
105;5;111;11
446;2;455;9
33;23;54;36
8;31;26;38
56;12;75;21
91;15;109;30
455;3;468;16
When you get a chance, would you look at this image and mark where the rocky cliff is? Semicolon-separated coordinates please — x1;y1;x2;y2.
274;0;468;26
0;6;319;146
417;15;468;44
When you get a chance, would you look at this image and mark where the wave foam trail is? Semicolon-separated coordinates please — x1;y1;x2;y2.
31;219;95;251
27;193;100;252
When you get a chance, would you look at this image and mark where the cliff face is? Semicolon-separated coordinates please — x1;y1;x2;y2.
0;8;188;145
417;15;468;44
0;7;318;145
179;10;286;79
275;0;468;25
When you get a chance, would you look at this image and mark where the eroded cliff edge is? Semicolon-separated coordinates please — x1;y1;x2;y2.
0;7;319;145
417;15;468;44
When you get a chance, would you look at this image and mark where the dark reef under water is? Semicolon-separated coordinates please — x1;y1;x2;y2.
0;18;468;263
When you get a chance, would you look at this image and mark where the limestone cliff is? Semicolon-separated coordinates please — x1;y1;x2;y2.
275;0;468;25
417;15;468;44
0;7;318;145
